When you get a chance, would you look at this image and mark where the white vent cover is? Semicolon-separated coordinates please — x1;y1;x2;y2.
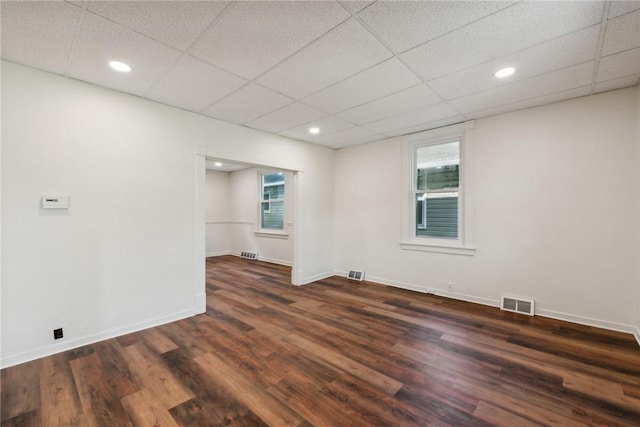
240;251;258;260
347;269;364;281
501;295;535;316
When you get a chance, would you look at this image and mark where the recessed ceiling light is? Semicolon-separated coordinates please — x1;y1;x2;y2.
308;127;320;134
214;161;223;167
494;67;515;78
109;61;132;73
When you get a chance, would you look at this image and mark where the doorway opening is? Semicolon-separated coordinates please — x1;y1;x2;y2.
195;156;299;313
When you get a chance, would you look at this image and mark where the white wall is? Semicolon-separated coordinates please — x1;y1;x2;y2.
205;169;231;256
206;168;294;265
636;86;640;344
335;87;640;333
1;61;334;367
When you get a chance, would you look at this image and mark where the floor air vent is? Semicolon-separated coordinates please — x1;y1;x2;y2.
240;251;258;260
501;295;535;316
347;270;364;281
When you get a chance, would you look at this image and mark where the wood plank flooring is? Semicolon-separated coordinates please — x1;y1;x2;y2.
2;255;640;426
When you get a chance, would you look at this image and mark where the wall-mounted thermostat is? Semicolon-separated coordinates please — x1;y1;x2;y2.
42;195;70;209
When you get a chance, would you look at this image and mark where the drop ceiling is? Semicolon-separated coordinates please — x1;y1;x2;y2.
2;1;639;149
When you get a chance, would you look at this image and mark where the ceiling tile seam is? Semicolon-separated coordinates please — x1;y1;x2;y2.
363;112;462;136
421;22;605;92
82;10;186;53
297;56;401;112
596;73;640;86
590;1;613;95
195;81;252;115
342;4;464;122
221;13;353;85
466;84;593;118
437;58;600;104
63;1;89;77
350;100;454;128
600;45;640;60
339;81;426;109
338;0;377;16
276;114;363;139
142;1;236;98
231;96;327;128
363;0;520;57
248;105;332;134
198;81;297;119
381;119;466;139
272;103;362;134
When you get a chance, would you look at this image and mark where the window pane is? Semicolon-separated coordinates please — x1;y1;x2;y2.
263;183;284;199
263;172;285;186
260;172;285;230
415;193;458;238
261;200;284;229
416;141;459;190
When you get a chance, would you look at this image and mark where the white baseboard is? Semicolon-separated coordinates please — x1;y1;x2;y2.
365;274;500;308
0;308;195;369
336;271;638;343
219;251;293;267
257;256;292;267
195;292;206;314
535;308;637;336
206;251;231;258
298;270;335;286
632;326;640;346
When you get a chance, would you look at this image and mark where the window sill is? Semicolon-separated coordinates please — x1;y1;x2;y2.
400;241;476;256
255;231;289;239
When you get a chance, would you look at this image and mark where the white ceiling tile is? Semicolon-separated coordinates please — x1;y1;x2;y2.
339;1;375;14
602;9;640;56
450;62;595;114
69;13;182;96
597;48;640;82
145;55;246;113
337;84;442;125
401;1;604;81
466;86;591;120
429;25;600;101
302;58;421;113
86;1;227;50
594;74;640;93
202;84;293;124
381;116;465;138
279;116;353;141
313;126;382;146
0;1;81;75
330;134;385;149
365;102;460;134
190;1;349;80
245;102;327;134
608;1;640;19
257;18;392;98
359;1;514;53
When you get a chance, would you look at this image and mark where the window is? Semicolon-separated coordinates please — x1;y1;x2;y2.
401;122;475;255
260;171;285;231
415;140;460;239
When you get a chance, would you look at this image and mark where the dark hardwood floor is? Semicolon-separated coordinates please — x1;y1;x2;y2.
2;255;640;426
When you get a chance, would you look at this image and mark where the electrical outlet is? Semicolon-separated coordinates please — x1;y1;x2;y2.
53;328;63;340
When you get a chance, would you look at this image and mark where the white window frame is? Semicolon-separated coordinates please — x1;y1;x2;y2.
400;122;476;256
256;170;288;238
